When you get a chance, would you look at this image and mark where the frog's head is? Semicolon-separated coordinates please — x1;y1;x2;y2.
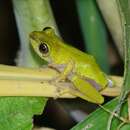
29;27;60;63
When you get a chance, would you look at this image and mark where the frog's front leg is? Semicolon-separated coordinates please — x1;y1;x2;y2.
47;60;75;97
48;60;74;82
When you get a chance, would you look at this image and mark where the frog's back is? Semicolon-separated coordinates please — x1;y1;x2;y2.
62;43;108;88
62;42;98;65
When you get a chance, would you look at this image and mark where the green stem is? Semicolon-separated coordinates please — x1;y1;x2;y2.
12;0;58;67
76;0;109;73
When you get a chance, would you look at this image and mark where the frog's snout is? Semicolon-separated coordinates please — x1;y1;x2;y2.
29;32;36;40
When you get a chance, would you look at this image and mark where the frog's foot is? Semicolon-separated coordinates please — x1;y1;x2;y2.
51;82;72;99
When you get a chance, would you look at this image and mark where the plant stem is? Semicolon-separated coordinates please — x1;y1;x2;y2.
12;0;58;66
76;0;109;73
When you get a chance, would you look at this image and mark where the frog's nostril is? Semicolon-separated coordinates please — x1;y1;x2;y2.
29;32;36;40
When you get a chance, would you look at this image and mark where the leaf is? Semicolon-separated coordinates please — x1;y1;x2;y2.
71;98;130;130
118;0;130;101
0;97;47;130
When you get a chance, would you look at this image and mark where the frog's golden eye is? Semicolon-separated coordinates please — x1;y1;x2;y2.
39;43;49;54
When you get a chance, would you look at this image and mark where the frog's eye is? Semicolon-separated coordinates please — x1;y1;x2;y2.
39;42;49;55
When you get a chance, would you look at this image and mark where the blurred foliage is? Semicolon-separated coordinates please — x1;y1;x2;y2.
76;0;109;73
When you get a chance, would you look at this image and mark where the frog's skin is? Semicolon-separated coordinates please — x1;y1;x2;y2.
29;27;112;104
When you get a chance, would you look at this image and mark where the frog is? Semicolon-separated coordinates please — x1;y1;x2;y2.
29;27;113;104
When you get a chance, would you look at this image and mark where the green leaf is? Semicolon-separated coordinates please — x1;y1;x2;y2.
118;0;130;101
71;98;130;130
0;97;47;130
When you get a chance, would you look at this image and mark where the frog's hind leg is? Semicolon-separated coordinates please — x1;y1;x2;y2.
71;75;104;104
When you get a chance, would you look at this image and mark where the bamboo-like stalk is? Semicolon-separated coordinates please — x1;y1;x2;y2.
0;64;75;98
100;76;122;96
0;64;122;97
0;79;74;98
0;75;122;97
0;65;59;81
